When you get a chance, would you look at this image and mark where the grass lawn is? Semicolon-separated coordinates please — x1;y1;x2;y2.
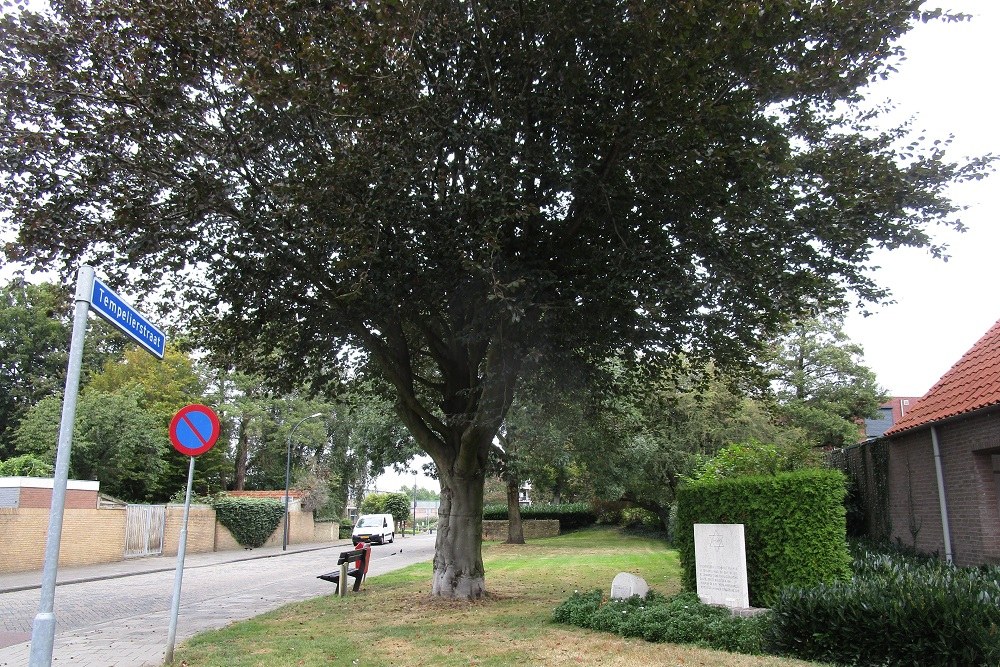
172;526;825;666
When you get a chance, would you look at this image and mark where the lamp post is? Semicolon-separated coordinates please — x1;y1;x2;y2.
284;412;323;551
412;473;417;536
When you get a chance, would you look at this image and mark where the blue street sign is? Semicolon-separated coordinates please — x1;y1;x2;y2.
89;278;166;358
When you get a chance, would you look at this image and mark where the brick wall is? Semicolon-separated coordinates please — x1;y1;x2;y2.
482;519;559;541
162;505;217;557
1;504;338;574
0;507;126;573
888;410;1000;566
18;487;99;509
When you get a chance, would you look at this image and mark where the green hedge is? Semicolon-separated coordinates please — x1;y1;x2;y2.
482;502;596;530
768;548;1000;665
211;497;285;548
675;468;851;607
553;590;768;654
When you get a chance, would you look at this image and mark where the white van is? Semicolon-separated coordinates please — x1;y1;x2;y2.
352;513;395;545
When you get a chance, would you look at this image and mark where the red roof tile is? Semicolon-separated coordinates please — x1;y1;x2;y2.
885;318;1000;436
227;490;305;499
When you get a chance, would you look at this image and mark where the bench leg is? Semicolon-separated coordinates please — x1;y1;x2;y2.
338;562;349;597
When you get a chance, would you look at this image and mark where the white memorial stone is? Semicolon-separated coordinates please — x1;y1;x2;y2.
610;572;649;600
693;523;750;608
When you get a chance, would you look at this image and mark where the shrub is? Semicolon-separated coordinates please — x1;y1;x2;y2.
482;503;597;530
675;468;851;606
0;453;53;477
211;496;285;548
554;590;768;655
768;549;1000;666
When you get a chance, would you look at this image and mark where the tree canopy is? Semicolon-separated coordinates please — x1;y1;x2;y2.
0;0;988;598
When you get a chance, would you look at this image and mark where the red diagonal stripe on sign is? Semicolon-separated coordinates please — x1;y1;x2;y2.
180;414;210;447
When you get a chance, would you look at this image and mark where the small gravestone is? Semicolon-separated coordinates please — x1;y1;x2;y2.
693;523;750;608
610;572;649;600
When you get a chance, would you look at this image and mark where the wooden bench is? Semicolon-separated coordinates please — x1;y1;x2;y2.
317;543;371;596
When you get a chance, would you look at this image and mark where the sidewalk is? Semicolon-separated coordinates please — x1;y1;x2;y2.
0;540;353;594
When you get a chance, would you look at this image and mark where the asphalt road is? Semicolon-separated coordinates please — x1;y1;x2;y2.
0;534;437;666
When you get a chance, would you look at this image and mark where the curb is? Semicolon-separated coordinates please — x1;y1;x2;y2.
0;542;351;594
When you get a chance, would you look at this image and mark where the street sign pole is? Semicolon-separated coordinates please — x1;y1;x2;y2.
28;266;94;667
164;404;220;663
164;455;196;664
28;265;166;667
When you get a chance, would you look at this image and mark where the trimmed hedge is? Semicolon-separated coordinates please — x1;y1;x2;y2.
482;502;597;530
553;590;768;654
768;547;1000;666
211;496;285;548
675;468;851;607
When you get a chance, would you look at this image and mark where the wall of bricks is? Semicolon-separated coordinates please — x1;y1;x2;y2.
162;505;217;557
482;519;560;541
1;505;337;574
888;410;1000;567
0;507;126;573
17;487;99;509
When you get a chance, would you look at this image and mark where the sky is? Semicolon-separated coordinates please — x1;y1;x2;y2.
841;1;1000;397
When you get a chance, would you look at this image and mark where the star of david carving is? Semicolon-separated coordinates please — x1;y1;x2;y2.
710;530;725;551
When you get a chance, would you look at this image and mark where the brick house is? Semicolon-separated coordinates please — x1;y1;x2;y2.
881;317;1000;566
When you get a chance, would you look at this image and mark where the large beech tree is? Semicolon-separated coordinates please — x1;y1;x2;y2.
0;0;987;598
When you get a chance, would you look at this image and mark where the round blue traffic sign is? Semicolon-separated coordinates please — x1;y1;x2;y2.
169;404;220;457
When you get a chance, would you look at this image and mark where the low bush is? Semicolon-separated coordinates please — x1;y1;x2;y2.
768;547;1000;666
483;502;597;530
211;496;285;548
554;590;768;655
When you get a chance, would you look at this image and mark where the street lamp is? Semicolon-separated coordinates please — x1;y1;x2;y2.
284;412;323;551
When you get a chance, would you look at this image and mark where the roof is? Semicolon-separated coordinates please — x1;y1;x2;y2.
227;490;305;499
885;318;1000;436
863;397;922;440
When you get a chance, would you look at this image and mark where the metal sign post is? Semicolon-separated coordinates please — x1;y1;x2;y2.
28;266;167;667
164;404;220;664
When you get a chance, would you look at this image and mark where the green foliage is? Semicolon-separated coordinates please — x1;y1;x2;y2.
15;390;168;502
688;438;817;483
211;496;285;549
768;546;1000;666
830;439;892;541
0;279;120;458
0;453;53;477
767;312;887;449
676;468;851;606
554;590;767;655
360;492;389;515
482;502;596;530
382;492;412;525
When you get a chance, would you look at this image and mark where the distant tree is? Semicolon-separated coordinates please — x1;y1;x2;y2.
0;279;121;458
383;492;412;528
86;345;227;496
359;492;389;515
15;390;167;501
768;312;887;449
582;360;808;532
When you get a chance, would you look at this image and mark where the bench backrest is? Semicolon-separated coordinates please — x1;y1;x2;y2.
337;543;371;575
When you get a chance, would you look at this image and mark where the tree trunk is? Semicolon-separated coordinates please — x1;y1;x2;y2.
505;476;525;544
432;468;486;598
233;414;249;491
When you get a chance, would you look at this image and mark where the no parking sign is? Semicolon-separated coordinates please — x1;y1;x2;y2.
169;404;220;456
